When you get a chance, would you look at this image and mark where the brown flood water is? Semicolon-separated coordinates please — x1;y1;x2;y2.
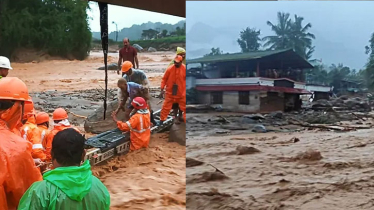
187;114;374;209
10;51;186;209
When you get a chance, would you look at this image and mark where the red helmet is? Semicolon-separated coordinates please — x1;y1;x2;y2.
131;97;147;109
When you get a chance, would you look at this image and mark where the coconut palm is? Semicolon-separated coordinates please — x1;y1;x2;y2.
262;12;292;50
263;12;316;59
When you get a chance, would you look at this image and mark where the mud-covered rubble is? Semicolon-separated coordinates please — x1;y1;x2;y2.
311;95;371;112
187;109;374;135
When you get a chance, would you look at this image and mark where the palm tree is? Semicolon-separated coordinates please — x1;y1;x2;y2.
237;27;261;52
289;15;315;58
263;12;315;59
263;12;292;50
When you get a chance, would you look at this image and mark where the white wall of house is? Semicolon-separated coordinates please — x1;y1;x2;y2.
306;85;331;92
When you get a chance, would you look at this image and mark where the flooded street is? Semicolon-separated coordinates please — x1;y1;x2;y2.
10;51;186;210
186;113;374;209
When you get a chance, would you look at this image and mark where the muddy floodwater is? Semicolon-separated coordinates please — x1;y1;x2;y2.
186;113;374;210
10;51;186;209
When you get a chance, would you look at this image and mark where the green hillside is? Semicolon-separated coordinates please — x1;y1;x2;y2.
92;21;186;41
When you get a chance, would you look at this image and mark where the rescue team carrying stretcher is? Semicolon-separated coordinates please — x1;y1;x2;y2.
0;45;186;210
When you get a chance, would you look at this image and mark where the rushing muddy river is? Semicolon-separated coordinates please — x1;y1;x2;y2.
187;113;374;210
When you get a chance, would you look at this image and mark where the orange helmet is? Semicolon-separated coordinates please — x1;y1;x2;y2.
52;108;68;121
131;97;147;109
36;112;49;124
121;61;133;73
0;77;29;101
23;96;36;119
174;55;183;63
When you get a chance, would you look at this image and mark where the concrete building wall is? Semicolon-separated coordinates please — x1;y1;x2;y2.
198;91;261;113
260;92;285;113
186;76;196;89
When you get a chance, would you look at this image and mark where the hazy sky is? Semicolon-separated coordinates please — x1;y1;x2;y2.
186;1;374;69
88;2;184;33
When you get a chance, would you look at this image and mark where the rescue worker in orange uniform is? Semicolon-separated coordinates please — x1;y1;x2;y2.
0;77;42;210
111;97;151;151
20;97;46;162
44;108;79;161
160;55;186;124
36;112;50;151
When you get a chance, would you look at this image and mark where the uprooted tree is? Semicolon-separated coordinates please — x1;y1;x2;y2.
0;0;91;60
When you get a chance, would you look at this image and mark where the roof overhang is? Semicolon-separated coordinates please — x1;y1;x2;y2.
196;85;311;94
186;49;314;69
89;0;185;17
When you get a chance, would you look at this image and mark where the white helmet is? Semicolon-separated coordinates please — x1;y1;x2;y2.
0;56;12;70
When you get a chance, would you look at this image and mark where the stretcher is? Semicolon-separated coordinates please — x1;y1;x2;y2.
83;109;174;165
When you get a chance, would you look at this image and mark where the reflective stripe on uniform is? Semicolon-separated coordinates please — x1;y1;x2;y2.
126;115;150;134
32;144;43;150
41;130;46;144
23;127;29;140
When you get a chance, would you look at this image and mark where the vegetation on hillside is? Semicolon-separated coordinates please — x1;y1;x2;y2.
0;0;91;60
92;21;186;41
92;36;185;51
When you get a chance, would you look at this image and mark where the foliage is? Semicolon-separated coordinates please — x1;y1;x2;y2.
141;29;159;40
111;36;185;50
237;27;261;52
204;47;223;57
364;32;374;89
0;0;91;60
306;63;365;92
93;21;186;41
263;12;315;60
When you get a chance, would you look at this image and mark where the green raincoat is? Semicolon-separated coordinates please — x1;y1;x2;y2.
168;47;186;67
18;160;110;210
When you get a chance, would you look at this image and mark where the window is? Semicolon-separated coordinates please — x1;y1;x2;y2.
211;92;223;104
239;91;250;105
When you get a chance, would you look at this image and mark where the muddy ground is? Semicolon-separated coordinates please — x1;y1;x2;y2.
10;51;186;210
186;112;374;210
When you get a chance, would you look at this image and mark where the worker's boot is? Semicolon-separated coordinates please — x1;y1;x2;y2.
150;110;158;126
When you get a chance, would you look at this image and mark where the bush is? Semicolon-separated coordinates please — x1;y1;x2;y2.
0;0;91;60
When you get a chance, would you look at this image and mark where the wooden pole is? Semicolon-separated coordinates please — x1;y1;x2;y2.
99;3;109;120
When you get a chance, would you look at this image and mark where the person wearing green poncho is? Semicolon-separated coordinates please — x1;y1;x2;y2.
18;128;110;210
168;47;186;67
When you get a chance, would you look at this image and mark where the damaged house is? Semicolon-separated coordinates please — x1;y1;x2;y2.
186;49;331;113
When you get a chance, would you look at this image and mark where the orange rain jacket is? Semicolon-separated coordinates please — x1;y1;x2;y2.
0;120;43;210
37;125;50;149
116;109;151;151
44;124;80;161
20;116;47;161
160;64;186;121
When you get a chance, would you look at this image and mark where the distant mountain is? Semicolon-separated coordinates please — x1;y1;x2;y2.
187;22;240;59
92;20;185;41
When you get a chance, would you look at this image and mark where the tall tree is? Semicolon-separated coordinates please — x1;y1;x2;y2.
263;12;315;59
237;27;261;52
204;47;223;57
365;32;374;89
